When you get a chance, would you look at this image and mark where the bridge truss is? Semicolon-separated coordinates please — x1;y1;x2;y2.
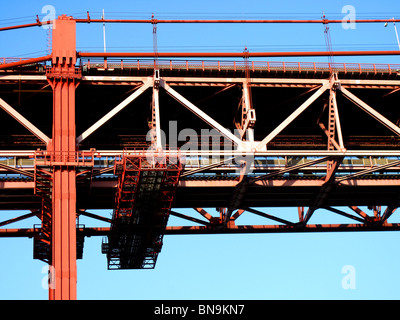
0;14;400;299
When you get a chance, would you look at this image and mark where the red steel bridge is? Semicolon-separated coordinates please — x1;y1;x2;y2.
1;14;400;300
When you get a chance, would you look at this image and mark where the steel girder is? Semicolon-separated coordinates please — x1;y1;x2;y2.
2;48;400;299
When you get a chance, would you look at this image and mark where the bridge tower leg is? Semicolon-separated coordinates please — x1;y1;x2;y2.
47;15;78;300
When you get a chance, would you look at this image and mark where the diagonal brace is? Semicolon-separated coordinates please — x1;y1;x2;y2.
170;210;209;226
0;97;50;144
249;156;333;184
243;207;295;226
161;81;243;146
0;163;34;178
324;207;367;224
181;157;237;177
0;211;39;227
256;81;329;151
76;78;153;144
340;87;400;136
336;159;400;182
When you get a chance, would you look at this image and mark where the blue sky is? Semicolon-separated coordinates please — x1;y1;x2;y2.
1;0;400;300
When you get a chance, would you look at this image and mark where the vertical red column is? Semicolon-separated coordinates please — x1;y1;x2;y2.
48;15;78;300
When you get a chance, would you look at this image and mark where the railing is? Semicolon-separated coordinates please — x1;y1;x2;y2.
114;147;182;173
34;150;97;166
81;58;400;75
2;56;400;75
0;153;399;180
46;66;82;78
0;57;36;65
183;155;400;169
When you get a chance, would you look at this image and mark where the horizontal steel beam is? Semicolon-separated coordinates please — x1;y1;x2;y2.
0;75;47;81
76;18;400;24
3;75;400;89
1;175;400;190
164;223;400;234
176;178;400;188
2;149;400;158
3;222;400;237
83;76;400;88
0;227;110;237
3;17;400;33
78;51;400;59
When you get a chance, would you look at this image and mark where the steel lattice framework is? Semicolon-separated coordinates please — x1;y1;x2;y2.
1;14;400;299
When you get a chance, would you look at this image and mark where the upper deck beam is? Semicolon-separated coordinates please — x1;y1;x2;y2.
2;16;400;32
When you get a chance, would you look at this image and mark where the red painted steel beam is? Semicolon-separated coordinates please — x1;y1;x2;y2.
0;212;38;227
2;17;400;33
78;50;400;58
0;55;51;70
0;22;41;31
3;223;400;237
164;223;400;234
0;227;110;237
74;18;400;24
0;228;36;237
47;15;78;301
0;20;51;32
